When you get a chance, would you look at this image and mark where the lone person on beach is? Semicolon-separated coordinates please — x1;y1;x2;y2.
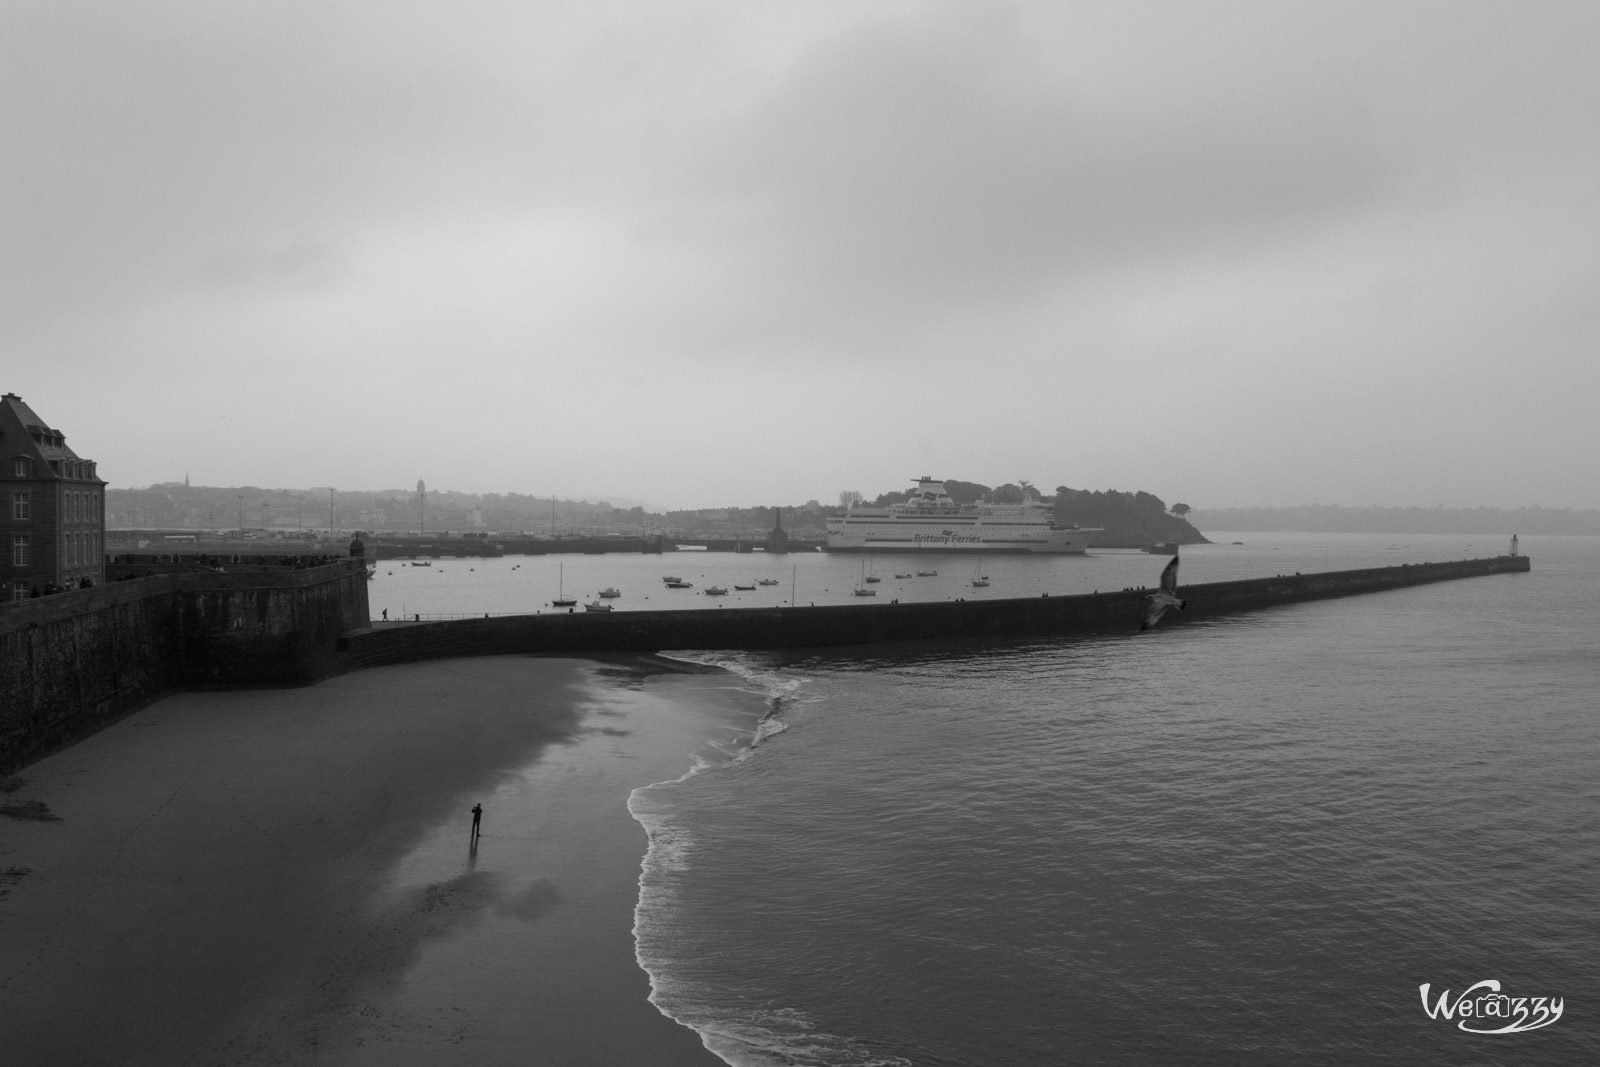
470;803;483;841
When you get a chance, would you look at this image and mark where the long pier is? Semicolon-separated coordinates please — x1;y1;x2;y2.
2;554;1530;774
338;554;1530;669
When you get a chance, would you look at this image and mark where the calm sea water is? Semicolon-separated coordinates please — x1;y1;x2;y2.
365;532;1537;619
385;533;1600;1063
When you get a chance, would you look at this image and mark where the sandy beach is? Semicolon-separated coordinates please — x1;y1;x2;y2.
0;655;749;1065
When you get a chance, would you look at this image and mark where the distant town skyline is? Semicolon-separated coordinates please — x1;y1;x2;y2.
7;3;1599;511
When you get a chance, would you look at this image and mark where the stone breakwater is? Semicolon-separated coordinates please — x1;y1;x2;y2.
2;554;1527;774
339;555;1530;670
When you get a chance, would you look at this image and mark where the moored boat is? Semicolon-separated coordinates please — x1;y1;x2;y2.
551;563;576;607
852;559;877;597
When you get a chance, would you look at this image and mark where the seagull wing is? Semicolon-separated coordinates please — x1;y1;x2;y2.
1141;554;1184;630
1159;554;1180;596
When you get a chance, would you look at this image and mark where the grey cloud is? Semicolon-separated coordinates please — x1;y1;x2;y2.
661;6;1408;353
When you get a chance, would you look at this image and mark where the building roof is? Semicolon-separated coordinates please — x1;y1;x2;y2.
1;392;102;482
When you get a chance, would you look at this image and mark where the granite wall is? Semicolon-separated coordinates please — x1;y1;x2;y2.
1;560;368;773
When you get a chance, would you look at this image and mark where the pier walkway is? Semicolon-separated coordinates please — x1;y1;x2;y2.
337;554;1530;671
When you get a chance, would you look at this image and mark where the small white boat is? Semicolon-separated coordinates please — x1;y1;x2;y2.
853;560;877;597
916;569;938;577
704;585;728;596
551;563;577;607
598;587;621;598
757;578;780;586
894;572;912;579
663;576;683;583
584;601;613;612
734;583;756;591
666;580;693;589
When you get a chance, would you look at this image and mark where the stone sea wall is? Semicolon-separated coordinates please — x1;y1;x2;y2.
1;560;368;774
3;554;1527;774
338;554;1529;668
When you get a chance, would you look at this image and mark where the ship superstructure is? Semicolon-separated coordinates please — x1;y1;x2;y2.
826;478;1098;554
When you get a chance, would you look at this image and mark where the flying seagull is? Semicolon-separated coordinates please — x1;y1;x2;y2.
1141;553;1186;631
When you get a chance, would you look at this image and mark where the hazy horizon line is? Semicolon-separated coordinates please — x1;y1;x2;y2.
105;482;1599;517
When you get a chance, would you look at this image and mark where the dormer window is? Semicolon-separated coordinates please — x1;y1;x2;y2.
11;457;30;477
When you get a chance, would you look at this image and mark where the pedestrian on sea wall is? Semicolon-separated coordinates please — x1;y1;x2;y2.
471;803;483;841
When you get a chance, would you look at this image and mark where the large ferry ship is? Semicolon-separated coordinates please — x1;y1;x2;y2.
826;478;1099;554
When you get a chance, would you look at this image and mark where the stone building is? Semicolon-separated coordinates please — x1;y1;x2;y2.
2;393;106;600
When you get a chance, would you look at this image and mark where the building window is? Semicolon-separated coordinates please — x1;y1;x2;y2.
12;581;27;601
11;535;28;567
11;457;29;477
11;491;27;521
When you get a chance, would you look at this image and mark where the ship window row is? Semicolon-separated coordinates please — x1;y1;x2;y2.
840;517;981;525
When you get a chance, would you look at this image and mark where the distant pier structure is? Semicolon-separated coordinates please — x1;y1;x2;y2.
765;507;790;554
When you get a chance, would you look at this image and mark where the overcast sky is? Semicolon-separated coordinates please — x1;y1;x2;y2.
5;1;1597;510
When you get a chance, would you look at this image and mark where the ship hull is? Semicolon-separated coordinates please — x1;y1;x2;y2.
827;478;1099;554
824;519;1096;554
